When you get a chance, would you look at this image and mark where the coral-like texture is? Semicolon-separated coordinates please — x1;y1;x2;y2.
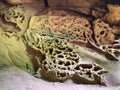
93;19;115;45
1;5;29;31
0;3;45;37
27;9;120;61
48;9;93;45
29;9;93;45
1;3;120;85
90;19;120;60
25;13;107;85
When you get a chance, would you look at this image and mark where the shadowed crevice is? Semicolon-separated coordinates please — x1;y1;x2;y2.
44;0;49;8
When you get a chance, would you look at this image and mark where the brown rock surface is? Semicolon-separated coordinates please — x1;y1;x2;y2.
93;19;115;45
6;0;34;4
104;4;120;25
47;0;105;15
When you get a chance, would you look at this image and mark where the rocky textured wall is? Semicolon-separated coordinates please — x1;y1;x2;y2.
0;0;120;88
6;0;106;15
47;0;105;15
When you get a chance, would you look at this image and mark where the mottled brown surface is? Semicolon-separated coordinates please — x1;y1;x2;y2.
47;0;105;15
6;0;34;4
104;4;120;25
0;0;120;89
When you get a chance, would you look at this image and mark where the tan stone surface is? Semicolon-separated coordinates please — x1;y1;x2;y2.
104;4;120;25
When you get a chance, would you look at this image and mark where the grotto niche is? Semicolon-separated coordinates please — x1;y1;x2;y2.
0;0;120;90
